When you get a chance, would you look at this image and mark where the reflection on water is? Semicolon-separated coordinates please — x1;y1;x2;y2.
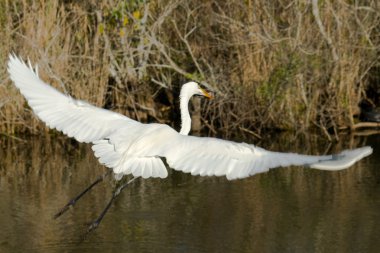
0;133;379;253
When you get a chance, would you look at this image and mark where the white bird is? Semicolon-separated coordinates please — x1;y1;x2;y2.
7;54;373;231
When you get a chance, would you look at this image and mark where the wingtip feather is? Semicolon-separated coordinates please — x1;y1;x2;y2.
310;146;373;170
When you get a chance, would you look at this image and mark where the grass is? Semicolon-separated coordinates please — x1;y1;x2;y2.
0;0;379;139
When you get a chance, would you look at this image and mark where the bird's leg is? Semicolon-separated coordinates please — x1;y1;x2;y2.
54;170;112;219
87;176;138;233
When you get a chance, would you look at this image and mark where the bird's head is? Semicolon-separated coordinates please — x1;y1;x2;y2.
182;81;213;99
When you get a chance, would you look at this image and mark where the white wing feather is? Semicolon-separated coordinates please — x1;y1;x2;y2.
161;136;373;180
7;54;139;143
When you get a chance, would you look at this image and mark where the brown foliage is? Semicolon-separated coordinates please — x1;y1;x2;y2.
0;0;379;139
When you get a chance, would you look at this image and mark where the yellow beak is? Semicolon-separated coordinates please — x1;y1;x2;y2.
200;88;213;99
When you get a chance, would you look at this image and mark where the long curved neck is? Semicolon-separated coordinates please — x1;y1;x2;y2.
179;90;192;135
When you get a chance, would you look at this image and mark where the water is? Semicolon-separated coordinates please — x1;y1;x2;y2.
0;133;379;253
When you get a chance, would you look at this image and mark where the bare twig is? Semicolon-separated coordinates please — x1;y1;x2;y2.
311;0;339;61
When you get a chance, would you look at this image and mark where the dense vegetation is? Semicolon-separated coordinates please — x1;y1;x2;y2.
0;0;379;139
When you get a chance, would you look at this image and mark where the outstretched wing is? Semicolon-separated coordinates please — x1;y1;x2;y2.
162;135;372;180
7;54;139;143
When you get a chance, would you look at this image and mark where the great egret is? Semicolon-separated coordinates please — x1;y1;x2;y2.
7;54;372;231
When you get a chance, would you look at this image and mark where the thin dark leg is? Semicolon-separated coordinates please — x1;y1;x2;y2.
87;177;138;233
54;170;112;219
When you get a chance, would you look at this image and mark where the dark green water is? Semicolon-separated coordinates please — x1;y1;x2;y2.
0;133;379;253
